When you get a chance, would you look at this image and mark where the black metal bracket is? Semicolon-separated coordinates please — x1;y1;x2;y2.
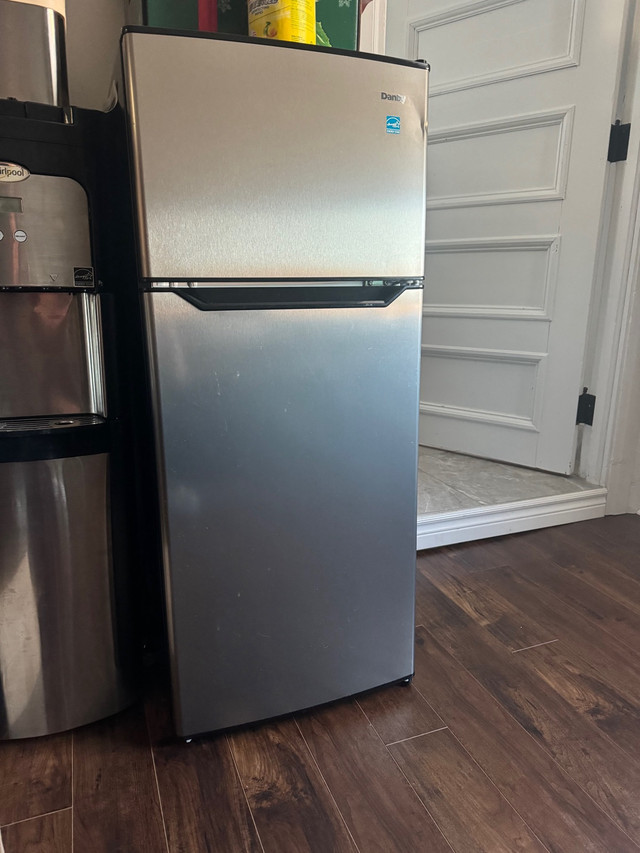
576;387;596;426
608;121;631;162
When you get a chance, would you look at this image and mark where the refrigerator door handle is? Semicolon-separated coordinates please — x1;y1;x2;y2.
173;283;423;312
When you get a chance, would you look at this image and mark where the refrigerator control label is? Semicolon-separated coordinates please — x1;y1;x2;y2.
386;116;401;135
73;267;95;286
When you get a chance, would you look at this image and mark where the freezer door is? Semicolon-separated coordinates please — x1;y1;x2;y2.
145;287;422;736
123;32;428;280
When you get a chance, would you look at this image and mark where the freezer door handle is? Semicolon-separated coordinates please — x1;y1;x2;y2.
174;284;422;311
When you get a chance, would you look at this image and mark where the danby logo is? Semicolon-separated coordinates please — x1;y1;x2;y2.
381;92;406;104
0;162;30;182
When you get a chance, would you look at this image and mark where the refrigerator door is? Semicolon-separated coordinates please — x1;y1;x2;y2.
144;286;422;736
0;293;104;419
122;31;428;281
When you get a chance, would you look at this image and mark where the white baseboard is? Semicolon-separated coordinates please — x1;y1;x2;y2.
417;487;608;550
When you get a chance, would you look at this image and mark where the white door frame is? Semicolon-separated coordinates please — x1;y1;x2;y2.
359;0;387;54
580;0;640;509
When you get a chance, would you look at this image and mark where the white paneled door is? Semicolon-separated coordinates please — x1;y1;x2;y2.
387;0;628;473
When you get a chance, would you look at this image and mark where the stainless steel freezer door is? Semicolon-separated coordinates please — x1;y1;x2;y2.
145;288;422;736
123;32;428;280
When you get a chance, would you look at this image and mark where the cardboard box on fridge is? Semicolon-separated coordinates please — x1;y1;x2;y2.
315;0;358;51
216;0;360;49
130;0;362;49
127;0;217;32
216;0;247;35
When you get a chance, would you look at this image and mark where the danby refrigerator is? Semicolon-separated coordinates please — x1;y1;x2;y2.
121;28;428;737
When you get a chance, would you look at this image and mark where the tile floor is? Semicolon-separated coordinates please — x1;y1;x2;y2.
417;446;599;516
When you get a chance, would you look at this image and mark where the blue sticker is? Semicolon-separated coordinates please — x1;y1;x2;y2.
386;115;401;134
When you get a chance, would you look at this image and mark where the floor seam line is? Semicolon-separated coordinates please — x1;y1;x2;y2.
417;623;640;851
356;699;457;853
145;706;171;853
0;806;73;831
511;639;559;653
293;718;363;853
386;726;449;746
443;723;554;853
511;564;640;660
226;734;267;853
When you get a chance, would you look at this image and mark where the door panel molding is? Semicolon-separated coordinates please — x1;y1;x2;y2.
427;107;574;209
409;0;585;96
419;401;539;431
424;235;560;318
420;346;546;425
421;344;544;364
423;308;551;320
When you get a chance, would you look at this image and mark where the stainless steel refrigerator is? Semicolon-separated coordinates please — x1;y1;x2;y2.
121;28;428;736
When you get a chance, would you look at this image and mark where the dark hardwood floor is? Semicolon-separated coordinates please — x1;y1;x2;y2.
2;515;640;852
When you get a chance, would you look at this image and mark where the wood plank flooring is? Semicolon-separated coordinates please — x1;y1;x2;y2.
3;515;640;852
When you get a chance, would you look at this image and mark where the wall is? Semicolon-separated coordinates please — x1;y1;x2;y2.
6;0;64;14
65;0;126;109
602;145;640;512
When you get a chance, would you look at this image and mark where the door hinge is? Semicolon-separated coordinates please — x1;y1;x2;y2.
576;387;596;426
608;120;631;162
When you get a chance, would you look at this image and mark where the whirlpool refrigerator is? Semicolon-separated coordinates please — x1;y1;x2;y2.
122;27;428;737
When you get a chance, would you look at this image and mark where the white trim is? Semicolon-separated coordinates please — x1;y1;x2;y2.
420;402;538;432
421;344;544;364
359;0;387;54
580;1;640;509
408;0;585;96
425;236;557;251
427;108;575;210
416;487;607;549
423;308;551;320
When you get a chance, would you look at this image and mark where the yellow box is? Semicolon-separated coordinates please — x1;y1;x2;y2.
248;0;315;45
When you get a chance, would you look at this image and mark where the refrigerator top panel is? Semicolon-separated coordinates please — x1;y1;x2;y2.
122;30;428;281
0;172;93;289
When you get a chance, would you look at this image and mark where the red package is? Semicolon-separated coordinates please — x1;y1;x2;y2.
199;0;218;31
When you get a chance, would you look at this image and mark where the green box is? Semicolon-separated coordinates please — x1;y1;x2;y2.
216;0;247;35
140;0;199;29
315;0;358;51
